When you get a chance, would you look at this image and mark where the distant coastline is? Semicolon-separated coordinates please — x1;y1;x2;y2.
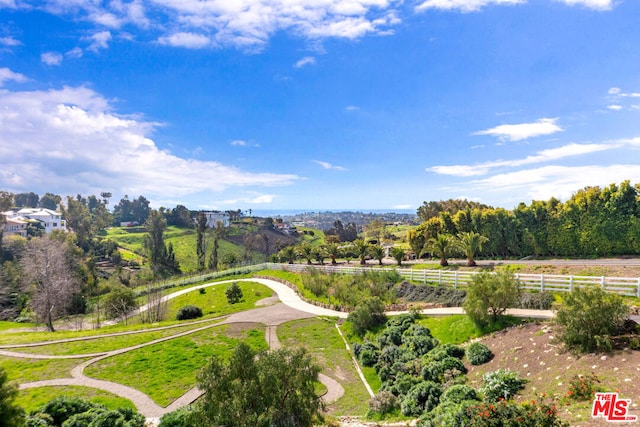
250;208;417;218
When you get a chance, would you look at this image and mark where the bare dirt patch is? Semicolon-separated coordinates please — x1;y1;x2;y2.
466;322;640;426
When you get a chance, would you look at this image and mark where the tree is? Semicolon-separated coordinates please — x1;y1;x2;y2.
20;235;80;331
144;210;181;277
102;286;138;324
454;231;488;267
325;243;341;265
195;343;324;427
425;234;454;267
353;239;369;265
369;244;385;265
555;286;630;353
390;247;405;266
39;192;61;210
463;270;520;327
225;282;243;304
14;192;39;208
209;221;227;271
0;367;25;427
296;243;314;265
195;212;207;271
407;228;426;259
279;246;296;264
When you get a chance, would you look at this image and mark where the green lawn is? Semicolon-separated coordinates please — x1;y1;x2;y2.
277;318;370;416
0;356;89;383
0;321;36;332
17;386;136;413
85;324;267;406
165;281;274;319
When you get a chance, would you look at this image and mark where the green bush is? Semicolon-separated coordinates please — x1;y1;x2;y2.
395;282;466;306
158;407;196;427
555;286;630;353
400;381;443;416
440;384;480;404
367;391;398;415
354;341;380;367
0;367;24;427
382;373;421;397
480;369;526;401
176;305;203;321
463;270;520;327
225;282;243;304
417;400;476;427
421;357;466;383
518;291;554;310
348;297;387;336
465;399;568;427
465;342;493;365
564;373;601;401
40;396;98;426
424;344;464;362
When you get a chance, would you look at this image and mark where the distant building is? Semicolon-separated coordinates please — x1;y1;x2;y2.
202;211;230;228
1;216;28;238
2;208;67;235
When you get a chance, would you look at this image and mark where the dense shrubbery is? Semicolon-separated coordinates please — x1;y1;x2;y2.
465;342;493;365
348;297;387;336
555;286;630;353
24;396;145;427
158;407;196;427
176;305;203;321
225;282;243;304
517;291;554;310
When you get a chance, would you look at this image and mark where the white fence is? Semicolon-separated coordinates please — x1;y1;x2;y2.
265;263;640;297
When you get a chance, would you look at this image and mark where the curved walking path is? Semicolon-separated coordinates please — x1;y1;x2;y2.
11;277;553;419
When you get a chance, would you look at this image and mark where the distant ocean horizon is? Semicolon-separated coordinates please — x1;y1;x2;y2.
250;208;417;217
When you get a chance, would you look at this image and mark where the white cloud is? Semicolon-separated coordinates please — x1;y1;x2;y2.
608;87;621;95
247;194;275;204
295;56;316;68
392;204;413;210
231;140;247;146
66;47;84;58
0;36;21;46
0;85;299;200
556;0;613;11
473;118;563;142
313;160;348;171
429;141;622;177
0;0;17;8
41;51;64;66
0;68;28;86
346;105;360;111
158;32;211;48
86;31;112;52
416;0;524;13
607;104;622;111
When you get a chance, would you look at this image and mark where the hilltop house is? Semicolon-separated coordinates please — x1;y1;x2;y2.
2;208;67;235
202;211;230;228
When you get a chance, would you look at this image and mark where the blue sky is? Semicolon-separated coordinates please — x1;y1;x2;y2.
1;0;639;212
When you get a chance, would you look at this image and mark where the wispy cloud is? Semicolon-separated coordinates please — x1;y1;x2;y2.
556;0;614;11
295;56;316;68
0;36;21;46
473;118;563;142
346;105;360;111
0;68;28;86
313;160;348;171
416;0;525;13
86;31;112;52
0;85;300;200
41;51;63;66
429;142;617;177
158;32;211;49
231;140;247;146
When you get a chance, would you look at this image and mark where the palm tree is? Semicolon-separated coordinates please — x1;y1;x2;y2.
325;243;341;265
454;231;489;267
296;243;314;265
352;239;369;265
369;244;385;266
425;234;454;267
313;247;327;265
390;247;406;266
280;246;297;264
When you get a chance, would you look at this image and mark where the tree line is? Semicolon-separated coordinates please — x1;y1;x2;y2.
412;181;640;258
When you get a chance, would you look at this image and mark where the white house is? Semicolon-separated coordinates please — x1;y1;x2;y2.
3;208;67;234
202;211;230;228
1;217;28;238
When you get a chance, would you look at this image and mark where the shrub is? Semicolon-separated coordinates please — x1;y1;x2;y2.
382;373;421;397
394;282;466;306
400;381;443;416
417;400;476;427
424;344;464;362
176;305;203;321
387;313;417;330
463;270;520;327
555;286;630;353
465;342;493;365
377;325;404;347
465;399;568;427
440;384;480;404
40;396;99;426
348;296;387;336
564;373;601;401
225;282;243;304
480;369;526;401
354;341;380;367
368;391;398;415
421;357;466;383
159;407;196;427
0;367;24;427
403;334;439;358
518;291;554;310
103;285;138;320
